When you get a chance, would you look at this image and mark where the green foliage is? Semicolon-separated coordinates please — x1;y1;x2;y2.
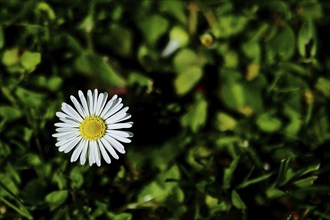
0;0;329;219
45;190;68;211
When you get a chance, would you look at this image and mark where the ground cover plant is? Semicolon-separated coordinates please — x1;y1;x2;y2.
0;0;329;219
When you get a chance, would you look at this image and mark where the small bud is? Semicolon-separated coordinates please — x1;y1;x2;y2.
304;89;314;105
200;33;214;47
246;63;260;81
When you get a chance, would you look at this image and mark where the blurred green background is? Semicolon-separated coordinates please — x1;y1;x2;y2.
0;0;330;219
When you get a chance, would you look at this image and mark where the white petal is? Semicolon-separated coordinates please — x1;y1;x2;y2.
103;103;124;123
57;132;79;141
70;95;86;118
57;115;80;125
52;131;77;138
104;135;126;154
80;140;88;165
97;140;111;164
110;113;131;124
62;103;83;122
100;138;119;159
78;90;90;116
161;40;180;57
59;136;80;152
93;141;101;167
55;135;78;147
100;95;118;117
70;140;84;162
109;133;131;143
105;103;123;120
55;121;79;128
56;112;69;119
93;89;98;115
87;90;94;116
107;122;133;129
56;127;79;132
64;137;81;153
96;92;108;116
95;93;104;115
107;130;133;138
106;107;128;124
58;141;72;152
88;142;94;166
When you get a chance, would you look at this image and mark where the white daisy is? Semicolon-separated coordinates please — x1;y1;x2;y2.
52;89;133;166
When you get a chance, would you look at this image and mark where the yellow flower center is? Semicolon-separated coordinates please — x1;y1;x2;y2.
80;116;106;141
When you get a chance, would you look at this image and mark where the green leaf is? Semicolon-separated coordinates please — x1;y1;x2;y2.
173;49;204;95
181;95;208;132
223;157;240;189
256;113;282;133
215;112;237;131
238;173;273;189
36;2;56;20
283;105;302;137
266;1;291;20
205;195;218;207
292;163;320;181
0;197;33;220
169;26;189;46
23;127;33;142
26;154;42;166
75;53;125;87
315;77;330;98
293;176;318;188
0;174;20;197
231;190;246;210
60;34;83;53
0;106;22;121
278;62;309;77
70;167;84;189
127;72;150;88
298;1;323;20
79;14;94;32
138;165;183;203
150;135;191;170
20;51;41;73
266;188;285;199
137;14;169;45
159;1;186;24
217;16;249;38
306;109;330;147
174;66;203;95
206;194;232;213
187;146;212;171
0;26;4;49
243;81;264;114
242;40;261;61
224;51;239;68
21;179;46;205
275;159;296;186
45;190;68;210
107;25;133;57
15;87;44;108
298;20;317;58
220;81;245;111
107;212;132;220
270;25;295;60
173;49;199;73
48;76;63;91
2;48;20;66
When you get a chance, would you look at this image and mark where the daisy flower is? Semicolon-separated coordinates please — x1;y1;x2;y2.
52;89;133;166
